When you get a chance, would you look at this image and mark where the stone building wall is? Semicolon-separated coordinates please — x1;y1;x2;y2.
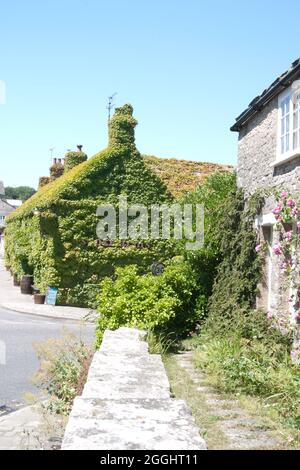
237;96;300;213
236;95;300;355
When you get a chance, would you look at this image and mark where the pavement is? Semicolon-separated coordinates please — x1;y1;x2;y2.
0;402;67;450
0;258;96;322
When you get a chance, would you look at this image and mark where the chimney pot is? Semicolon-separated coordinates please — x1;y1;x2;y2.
77;145;83;152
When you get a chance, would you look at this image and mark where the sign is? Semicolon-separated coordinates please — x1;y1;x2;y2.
151;262;165;276
45;286;58;306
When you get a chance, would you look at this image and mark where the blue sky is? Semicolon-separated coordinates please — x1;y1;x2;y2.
0;0;300;189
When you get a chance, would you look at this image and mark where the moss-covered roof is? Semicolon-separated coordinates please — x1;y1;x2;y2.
143;155;234;199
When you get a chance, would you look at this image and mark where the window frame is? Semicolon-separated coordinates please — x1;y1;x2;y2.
274;84;300;166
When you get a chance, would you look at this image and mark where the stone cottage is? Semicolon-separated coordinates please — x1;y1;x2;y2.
231;58;300;345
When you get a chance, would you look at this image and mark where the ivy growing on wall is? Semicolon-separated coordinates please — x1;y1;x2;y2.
5;105;175;307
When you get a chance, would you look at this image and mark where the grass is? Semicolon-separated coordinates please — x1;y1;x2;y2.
164;341;300;450
163;354;229;449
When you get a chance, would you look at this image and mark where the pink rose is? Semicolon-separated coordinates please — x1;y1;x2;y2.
272;204;282;215
273;244;282;255
255;244;262;253
280;191;287;199
292;207;299;217
287;198;296;207
284;230;293;240
267;311;273;320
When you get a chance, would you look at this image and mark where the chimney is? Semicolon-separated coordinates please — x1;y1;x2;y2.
53;158;57;165
77;145;83;152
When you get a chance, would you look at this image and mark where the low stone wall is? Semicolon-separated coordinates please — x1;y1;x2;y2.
62;327;206;450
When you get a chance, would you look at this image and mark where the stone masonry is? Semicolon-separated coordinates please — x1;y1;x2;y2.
237;96;300;206
62;327;206;450
235;83;300;358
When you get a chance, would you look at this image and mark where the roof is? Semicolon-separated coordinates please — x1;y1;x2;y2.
231;57;300;132
6;199;23;208
0;198;15;216
144;156;234;199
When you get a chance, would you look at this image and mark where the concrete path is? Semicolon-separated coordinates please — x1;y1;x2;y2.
62;328;206;450
0;258;96;322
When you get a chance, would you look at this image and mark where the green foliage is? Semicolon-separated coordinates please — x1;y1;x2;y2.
95;260;200;348
205;188;265;332
5;104;174;304
5;186;36;201
195;310;300;427
38;177;50;189
179;171;237;324
64;151;88;173
192;187;300;428
32;332;92;415
109;103;138;148
50;162;64;180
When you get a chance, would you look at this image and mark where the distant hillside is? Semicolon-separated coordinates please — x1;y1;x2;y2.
143;155;234;198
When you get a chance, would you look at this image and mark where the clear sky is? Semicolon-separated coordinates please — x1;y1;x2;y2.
1;0;300;189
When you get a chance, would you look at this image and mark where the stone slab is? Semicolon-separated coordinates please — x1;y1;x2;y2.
62;397;206;450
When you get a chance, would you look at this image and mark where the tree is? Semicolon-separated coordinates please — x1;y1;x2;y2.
5;186;36;201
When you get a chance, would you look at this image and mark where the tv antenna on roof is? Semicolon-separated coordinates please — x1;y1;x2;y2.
107;93;117;121
49;147;55;165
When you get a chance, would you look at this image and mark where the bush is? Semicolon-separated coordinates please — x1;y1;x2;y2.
33;331;93;415
95;259;200;347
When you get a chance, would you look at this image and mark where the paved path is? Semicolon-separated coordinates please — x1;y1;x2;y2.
0;259;96;321
0;307;94;410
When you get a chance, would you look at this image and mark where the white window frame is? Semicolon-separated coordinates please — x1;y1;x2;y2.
271;81;300;167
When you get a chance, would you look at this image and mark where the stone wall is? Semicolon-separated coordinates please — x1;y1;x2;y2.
236;95;300;359
62;328;206;450
237;96;300;213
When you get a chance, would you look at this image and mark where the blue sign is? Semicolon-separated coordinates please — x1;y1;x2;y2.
45;286;58;306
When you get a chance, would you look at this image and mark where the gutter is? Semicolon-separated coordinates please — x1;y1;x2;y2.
230;61;300;132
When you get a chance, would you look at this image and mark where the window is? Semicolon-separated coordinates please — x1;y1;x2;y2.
277;83;300;163
0;216;5;221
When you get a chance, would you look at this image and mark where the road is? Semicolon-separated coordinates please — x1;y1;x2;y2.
0;307;95;410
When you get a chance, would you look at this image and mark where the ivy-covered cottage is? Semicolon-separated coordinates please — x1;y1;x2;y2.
231;58;300;351
5;104;230;307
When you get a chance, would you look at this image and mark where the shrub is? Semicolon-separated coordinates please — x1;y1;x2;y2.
95;259;200;347
33;331;93;415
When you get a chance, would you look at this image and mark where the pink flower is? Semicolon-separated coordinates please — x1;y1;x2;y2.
284;230;293;240
297;221;300;229
255;244;262;253
273;244;282;255
287;198;296;207
272;204;282;215
292;207;299;217
280;191;287;199
295;312;300;323
267;311;273;320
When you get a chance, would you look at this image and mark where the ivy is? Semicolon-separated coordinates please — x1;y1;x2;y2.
5;105;175;305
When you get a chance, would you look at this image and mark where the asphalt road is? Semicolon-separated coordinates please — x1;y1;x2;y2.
0;307;95;409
